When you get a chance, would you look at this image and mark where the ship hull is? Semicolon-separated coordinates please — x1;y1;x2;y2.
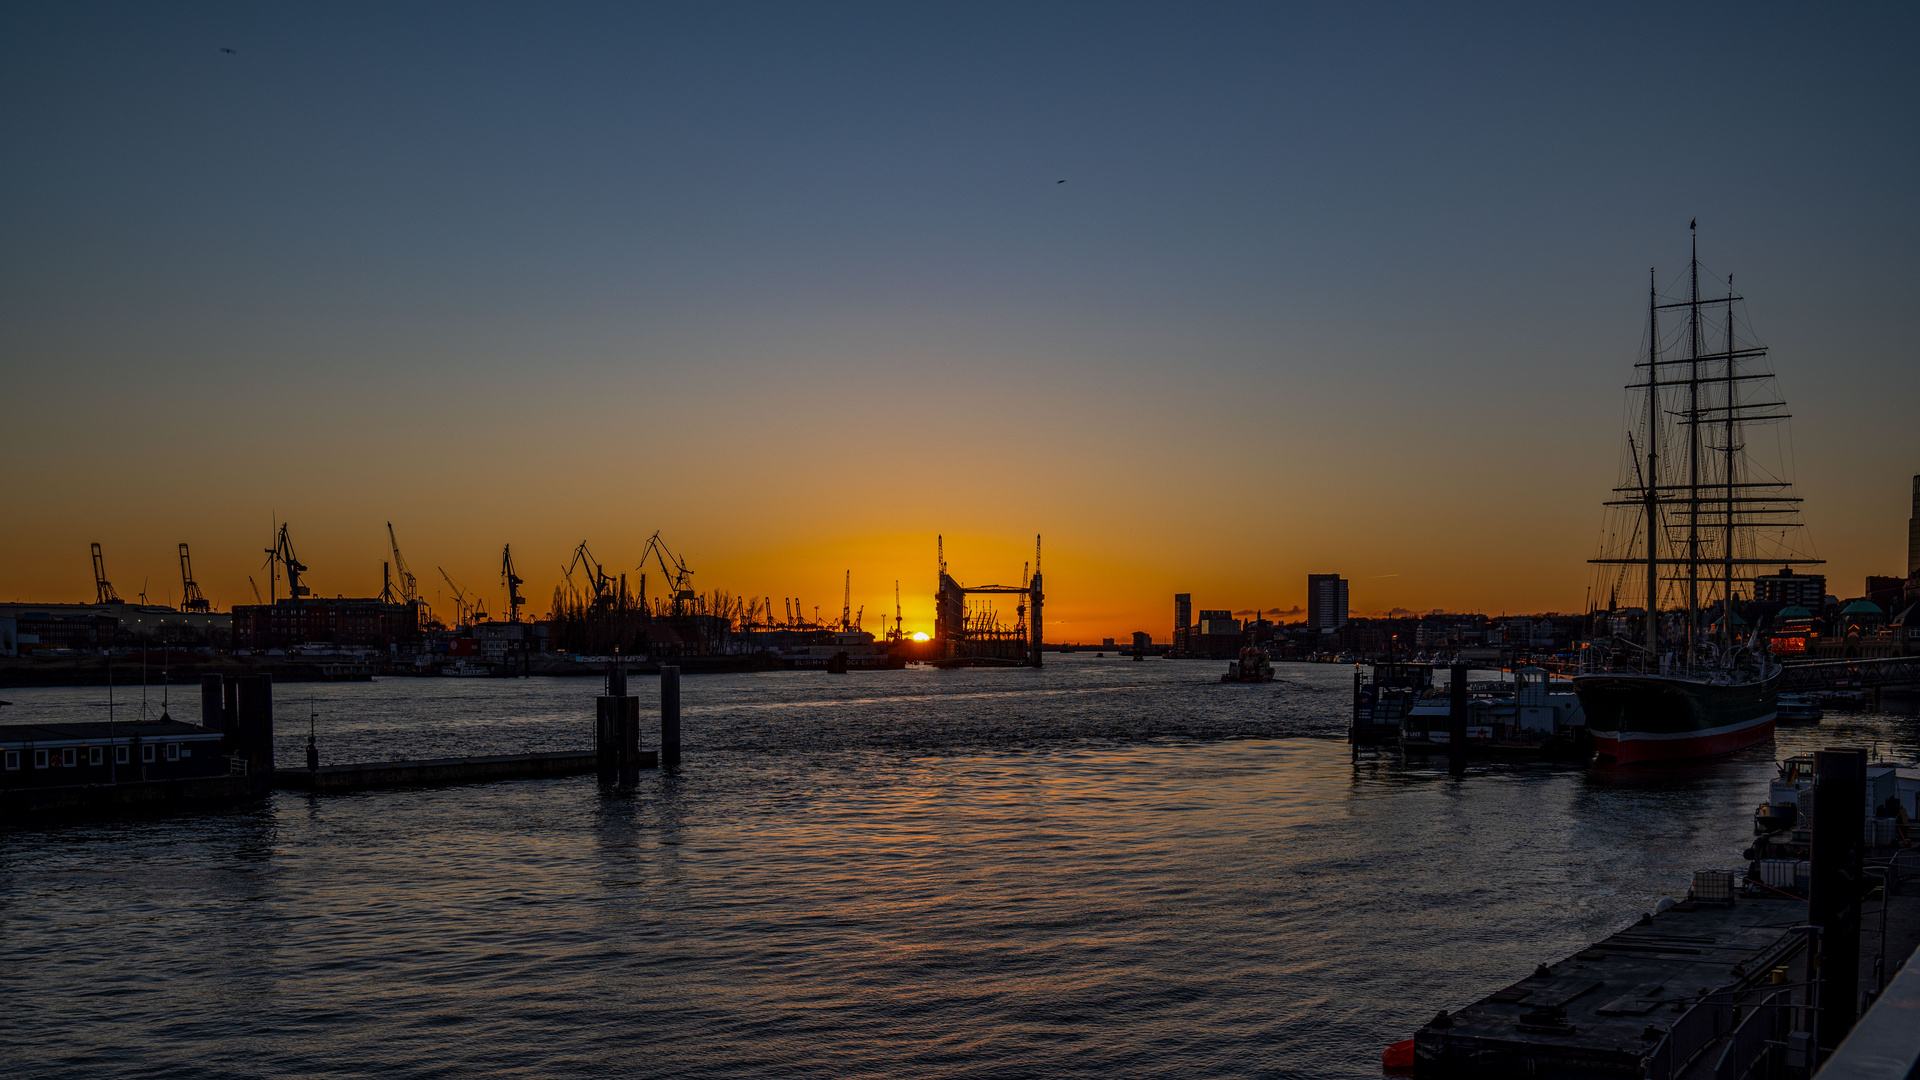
1573;671;1778;765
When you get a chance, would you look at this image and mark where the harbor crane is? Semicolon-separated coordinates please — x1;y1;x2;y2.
385;523;419;604
893;581;903;642
248;576;264;604
91;543;121;604
266;523;309;602
502;545;526;623
562;542;616;612
438;567;487;627
178;543;210;612
841;570;852;632
638;532;696;617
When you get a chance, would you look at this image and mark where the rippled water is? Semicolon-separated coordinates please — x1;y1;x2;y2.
2;657;1913;1078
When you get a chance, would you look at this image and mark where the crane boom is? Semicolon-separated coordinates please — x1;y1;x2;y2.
267;524;309;600
502;544;525;623
386;523;419;604
91;543;121;605
637;532;696;617
179;543;210;612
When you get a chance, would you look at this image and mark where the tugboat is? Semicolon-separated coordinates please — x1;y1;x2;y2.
1222;647;1275;682
1576;227;1819;765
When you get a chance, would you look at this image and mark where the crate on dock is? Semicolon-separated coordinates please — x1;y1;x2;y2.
1691;869;1735;904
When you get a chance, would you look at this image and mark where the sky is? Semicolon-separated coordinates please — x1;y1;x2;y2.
3;2;1916;640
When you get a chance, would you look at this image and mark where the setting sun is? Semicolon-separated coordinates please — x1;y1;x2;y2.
910;632;930;642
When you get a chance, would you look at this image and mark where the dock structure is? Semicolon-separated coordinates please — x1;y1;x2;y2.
932;534;1044;668
1416;894;1814;1078
1412;744;1920;1079
277;751;603;792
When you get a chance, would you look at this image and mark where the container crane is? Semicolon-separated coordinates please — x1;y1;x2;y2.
502;545;526;623
841;570;852;631
91;543;121;604
178;543;210;612
248;576;264;604
893;580;903;642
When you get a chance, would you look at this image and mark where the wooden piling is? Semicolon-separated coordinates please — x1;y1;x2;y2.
200;674;222;729
660;665;681;766
1448;663;1469;776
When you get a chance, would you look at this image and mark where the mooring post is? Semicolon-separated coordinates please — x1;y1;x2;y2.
1448;663;1469;776
1351;665;1362;758
1810;746;1868;1056
200;674;223;730
661;665;681;767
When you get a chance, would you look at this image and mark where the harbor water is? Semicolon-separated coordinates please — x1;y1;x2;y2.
2;657;1913;1078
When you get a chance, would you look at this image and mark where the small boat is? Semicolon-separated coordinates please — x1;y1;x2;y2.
1221;647;1274;682
1775;693;1822;723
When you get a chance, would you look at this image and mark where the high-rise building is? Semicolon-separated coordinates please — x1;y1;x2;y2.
1132;631;1153;652
1173;593;1191;648
1908;474;1919;579
1307;575;1348;634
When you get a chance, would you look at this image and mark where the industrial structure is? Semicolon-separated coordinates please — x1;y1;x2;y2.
933;535;1044;667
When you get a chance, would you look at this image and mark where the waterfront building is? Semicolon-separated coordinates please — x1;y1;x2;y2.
1753;567;1827;608
1132;631;1152;652
230;597;419;651
1307;575;1348;634
1172;593;1191;656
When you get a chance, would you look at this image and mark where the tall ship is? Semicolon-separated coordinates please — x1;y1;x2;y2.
1574;227;1822;765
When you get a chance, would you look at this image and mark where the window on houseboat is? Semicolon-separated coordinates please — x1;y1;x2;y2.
34;749;47;768
61;747;75;766
142;744;155;763
4;751;17;770
165;744;179;761
89;746;102;765
116;745;129;764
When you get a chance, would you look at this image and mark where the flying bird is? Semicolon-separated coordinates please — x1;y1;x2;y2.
220;46;236;54
1056;179;1065;183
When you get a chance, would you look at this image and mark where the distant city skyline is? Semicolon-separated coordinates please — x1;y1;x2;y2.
3;4;1916;639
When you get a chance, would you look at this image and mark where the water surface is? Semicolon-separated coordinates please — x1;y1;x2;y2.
2;657;1910;1078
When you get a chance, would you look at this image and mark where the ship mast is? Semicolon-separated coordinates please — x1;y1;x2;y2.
1723;274;1738;650
1644;267;1661;658
1686;225;1702;658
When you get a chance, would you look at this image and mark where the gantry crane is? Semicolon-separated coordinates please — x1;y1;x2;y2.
502;544;525;623
841;570;852;631
178;543;210;612
91;543;121;604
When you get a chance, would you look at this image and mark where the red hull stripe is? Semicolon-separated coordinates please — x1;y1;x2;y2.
1593;715;1776;764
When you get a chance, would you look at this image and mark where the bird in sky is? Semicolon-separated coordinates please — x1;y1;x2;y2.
220;46;236;54
1056;180;1065;183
